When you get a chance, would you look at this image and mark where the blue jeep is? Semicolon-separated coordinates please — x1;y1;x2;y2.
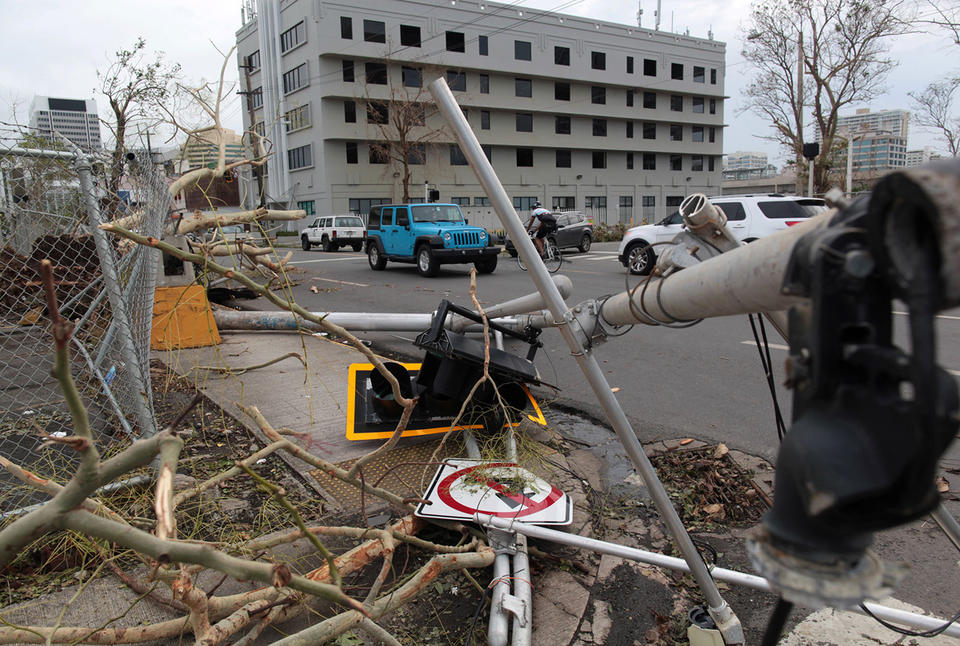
365;203;500;277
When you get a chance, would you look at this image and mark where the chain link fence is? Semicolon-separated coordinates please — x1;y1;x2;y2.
0;126;167;516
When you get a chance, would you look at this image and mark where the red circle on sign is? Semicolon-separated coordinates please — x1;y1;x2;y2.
436;462;563;518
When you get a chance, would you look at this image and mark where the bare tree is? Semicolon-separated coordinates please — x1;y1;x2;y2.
363;65;449;203
741;0;914;194
97;38;181;215
909;2;959;157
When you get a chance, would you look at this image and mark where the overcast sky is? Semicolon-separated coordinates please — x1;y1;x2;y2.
0;0;955;166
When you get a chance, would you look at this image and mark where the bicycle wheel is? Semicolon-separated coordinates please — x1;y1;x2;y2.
517;254;527;271
543;241;562;273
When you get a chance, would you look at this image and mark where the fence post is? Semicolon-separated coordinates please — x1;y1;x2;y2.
75;155;157;437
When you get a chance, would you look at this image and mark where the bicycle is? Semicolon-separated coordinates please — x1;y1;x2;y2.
517;231;562;273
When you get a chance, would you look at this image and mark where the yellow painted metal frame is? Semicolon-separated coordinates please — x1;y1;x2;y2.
346;362;546;440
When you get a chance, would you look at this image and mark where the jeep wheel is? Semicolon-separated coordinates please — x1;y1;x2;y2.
321;236;333;252
352;242;363;252
417;245;439;277
626;241;654;276
578;233;592;253
367;243;387;270
330;242;340;251
474;255;497;274
301;236;311;251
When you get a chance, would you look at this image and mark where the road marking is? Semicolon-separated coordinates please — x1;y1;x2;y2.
312;276;369;287
581;254;621;262
289;257;367;264
894;310;960;321
742;341;960;376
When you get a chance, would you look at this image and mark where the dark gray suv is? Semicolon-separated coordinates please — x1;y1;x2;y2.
504;211;594;256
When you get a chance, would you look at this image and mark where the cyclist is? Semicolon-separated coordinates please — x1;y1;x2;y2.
525;201;557;258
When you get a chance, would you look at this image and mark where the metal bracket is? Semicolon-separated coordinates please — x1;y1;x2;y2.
499;593;528;627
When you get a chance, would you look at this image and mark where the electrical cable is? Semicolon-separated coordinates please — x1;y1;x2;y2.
859;603;960;638
463;584;492;645
761;597;793;646
748;313;787;441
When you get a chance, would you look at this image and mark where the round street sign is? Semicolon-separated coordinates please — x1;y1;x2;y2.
416;459;572;526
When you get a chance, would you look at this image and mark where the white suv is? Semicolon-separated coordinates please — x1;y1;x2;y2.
300;215;366;252
618;194;827;275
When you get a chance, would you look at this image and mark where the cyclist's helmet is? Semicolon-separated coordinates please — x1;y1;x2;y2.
533;201;542;208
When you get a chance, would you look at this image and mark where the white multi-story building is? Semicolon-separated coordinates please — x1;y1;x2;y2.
722;151;776;180
832;108;909;172
235;0;725;227
28;96;102;152
905;147;941;167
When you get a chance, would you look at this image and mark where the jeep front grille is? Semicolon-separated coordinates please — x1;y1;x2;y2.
450;231;482;247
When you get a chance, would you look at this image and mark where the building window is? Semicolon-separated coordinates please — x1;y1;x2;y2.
555;82;570;101
250;87;263;109
400;24;421;46
345;142;358;164
366;62;387;84
369;146;389;164
285;104;310;131
626;90;634;107
482;145;493;162
479;35;489;56
516;112;533;132
709;98;716;114
626;153;634;170
591;86;606;104
349;198;390;215
551;149;570;168
693;97;704;113
246;50;260;70
692;126;704;142
446;70;466;91
450;145;468;165
515;78;532;97
670;154;682;171
408;103;425;126
626;121;634;138
666;196;684;208
446;31;465;52
709;127;716;143
514;196;538;210
643;122;656;139
643;92;656;109
644;58;657;76
282;63;308;94
709;156;716;171
670;124;683;141
280;21;306;53
475;196;491;206
555;46;570;65
710;68;717;84
555;115;570;134
363;20;386;43
517;148;534;167
287;144;312;170
340;17;352;39
591;51;606;70
298;200;316;215
626;56;634;74
592;151;606;169
402;66;421;87
342;60;355;82
553;196;575;210
671;63;683;80
367;101;388;124
592;118;607;136
253;121;265;138
670;95;683;111
693;66;705;83
585;195;607;210
451;197;470;206
643;153;656;170
481;110;490;130
515;40;531;60
473;75;487;95
691;155;704;171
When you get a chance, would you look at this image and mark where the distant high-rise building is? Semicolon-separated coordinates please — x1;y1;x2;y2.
181;128;246;170
905;147;941;167
831;108;909;172
723;151;777;180
29;96;102;151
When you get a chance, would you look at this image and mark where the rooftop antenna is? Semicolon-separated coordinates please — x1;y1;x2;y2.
655;0;661;30
708;24;714;40
637;0;642;27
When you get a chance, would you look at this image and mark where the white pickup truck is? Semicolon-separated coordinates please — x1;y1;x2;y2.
300;215;366;252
